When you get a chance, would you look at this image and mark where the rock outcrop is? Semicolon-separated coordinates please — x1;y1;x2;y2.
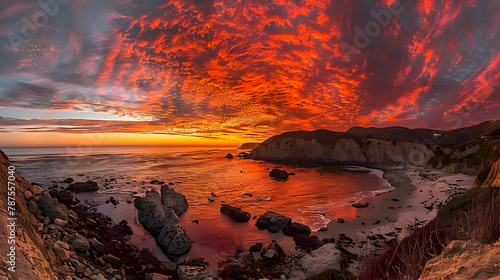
238;143;261;150
298;243;342;278
161;185;189;216
474;144;500;188
269;168;289;179
135;187;191;257
220;204;251;222
419;239;500;280
250;121;500;170
251;133;435;165
260;240;286;261
67;181;99;192
256;211;292;233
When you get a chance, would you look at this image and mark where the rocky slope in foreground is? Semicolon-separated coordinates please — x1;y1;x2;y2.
0;150;60;280
0;149;177;280
250;120;500;174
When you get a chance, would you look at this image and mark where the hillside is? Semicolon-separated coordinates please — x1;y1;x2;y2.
347;120;500;144
250;120;500;174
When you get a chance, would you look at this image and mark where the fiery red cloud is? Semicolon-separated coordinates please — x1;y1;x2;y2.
0;0;498;143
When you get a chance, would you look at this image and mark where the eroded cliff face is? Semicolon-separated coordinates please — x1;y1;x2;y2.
474;144;500;188
250;137;435;165
0;150;60;279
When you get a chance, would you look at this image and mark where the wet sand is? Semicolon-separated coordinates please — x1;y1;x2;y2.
315;164;475;256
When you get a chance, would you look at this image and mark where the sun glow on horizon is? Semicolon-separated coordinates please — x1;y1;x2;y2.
0;132;242;148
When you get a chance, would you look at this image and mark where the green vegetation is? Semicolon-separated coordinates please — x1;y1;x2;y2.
438;187;489;218
427;154;452;168
465;146;492;168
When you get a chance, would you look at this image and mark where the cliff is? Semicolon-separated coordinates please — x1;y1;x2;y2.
250;133;435;165
473;143;500;188
250;121;500;172
0;150;61;279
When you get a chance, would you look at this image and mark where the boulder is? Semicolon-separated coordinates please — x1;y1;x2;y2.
28;200;39;215
224;153;234;159
256;211;291;233
161;185;189;216
64;178;74;183
67;181;99;192
49;189;73;201
89;238;105;253
220;204;251;222
337;218;345;223
156;210;191;256
30;185;44;195
71;234;90;253
293;235;324;251
249;242;263;252
269;168;289;179
58;190;74;201
284;222;312;236
53;246;70;262
109;196;118;206
69;258;83;274
36;192;68;221
260;240;285;261
23;190;33;200
135;190;166;237
298;244;342;278
135;190;191;257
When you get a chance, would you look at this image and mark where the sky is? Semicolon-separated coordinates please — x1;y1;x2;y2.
0;0;499;147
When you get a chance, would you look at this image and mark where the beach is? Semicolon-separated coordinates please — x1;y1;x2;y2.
315;164;475;256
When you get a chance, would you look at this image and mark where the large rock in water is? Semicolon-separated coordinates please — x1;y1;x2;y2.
161;185;188;216
269;168;289;179
135;189;191;257
67;181;99;192
156;210;191;256
256;211;291;233
220;204;251;222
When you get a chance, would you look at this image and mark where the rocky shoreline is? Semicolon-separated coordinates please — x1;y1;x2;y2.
1;141;492;280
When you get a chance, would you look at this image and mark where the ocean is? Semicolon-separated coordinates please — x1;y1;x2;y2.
4;146;394;265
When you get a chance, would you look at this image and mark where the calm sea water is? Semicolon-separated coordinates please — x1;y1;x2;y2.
4;146;394;263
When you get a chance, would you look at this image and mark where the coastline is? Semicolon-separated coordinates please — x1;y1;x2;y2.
315;163;475;256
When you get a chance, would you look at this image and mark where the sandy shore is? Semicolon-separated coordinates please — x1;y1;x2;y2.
315;164;475;256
